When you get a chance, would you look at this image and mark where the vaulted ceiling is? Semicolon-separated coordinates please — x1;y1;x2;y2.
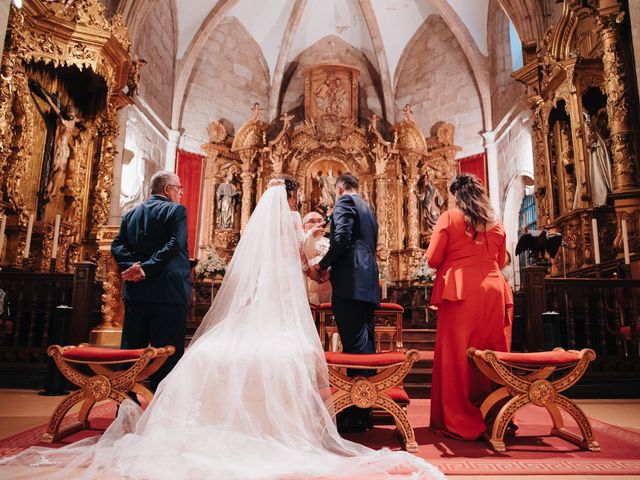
175;0;490;83
118;0;544;127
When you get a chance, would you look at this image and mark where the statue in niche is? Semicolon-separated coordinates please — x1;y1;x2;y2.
127;57;147;98
216;169;240;229
315;169;337;208
28;78;82;201
583;111;613;206
418;179;444;232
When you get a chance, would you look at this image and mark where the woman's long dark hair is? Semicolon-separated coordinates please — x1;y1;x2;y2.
449;174;495;238
275;173;299;199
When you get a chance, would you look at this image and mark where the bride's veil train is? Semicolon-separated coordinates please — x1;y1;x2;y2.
1;185;445;480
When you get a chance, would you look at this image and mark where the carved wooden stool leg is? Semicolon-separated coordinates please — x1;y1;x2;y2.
42;390;88;444
377;394;418;453
487;394;530;452
552;394;601;451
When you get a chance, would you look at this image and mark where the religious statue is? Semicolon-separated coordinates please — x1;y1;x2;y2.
28;78;82;201
418;179;444;231
584;111;613;207
216;169;240;229
402;104;415;124
315;169;337;208
250;102;263;123
127;57;147;98
314;76;348;117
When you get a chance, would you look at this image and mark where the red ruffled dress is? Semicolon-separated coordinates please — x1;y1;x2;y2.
426;209;513;440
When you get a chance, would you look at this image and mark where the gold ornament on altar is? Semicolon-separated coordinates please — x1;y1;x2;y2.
195;64;461;286
513;0;639;275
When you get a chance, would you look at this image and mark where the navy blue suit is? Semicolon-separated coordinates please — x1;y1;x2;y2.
319;193;380;426
319;193;380;356
111;195;190;390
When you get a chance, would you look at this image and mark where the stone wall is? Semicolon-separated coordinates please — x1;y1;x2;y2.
179;17;270;154
496;111;534;285
279;36;385;125
133;0;176;127
118;106;169;215
488;0;527;127
395;15;484;157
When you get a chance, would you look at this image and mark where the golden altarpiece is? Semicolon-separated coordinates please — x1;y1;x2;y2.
198;64;460;288
0;1;132;321
514;0;640;277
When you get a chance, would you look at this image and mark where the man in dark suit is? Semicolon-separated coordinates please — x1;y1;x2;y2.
111;171;191;391
314;173;380;432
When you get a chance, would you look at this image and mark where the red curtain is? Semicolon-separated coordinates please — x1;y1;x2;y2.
176;150;204;258
458;152;487;189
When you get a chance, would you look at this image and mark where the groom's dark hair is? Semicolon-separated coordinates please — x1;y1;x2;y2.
337;173;359;191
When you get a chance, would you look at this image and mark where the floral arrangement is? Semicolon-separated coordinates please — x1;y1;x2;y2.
195;246;227;280
412;255;436;283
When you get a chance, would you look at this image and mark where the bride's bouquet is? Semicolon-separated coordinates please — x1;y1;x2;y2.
196;246;227;280
412;255;436;283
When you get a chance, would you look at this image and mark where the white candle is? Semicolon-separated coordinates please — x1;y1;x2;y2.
51;214;61;259
621;219;631;265
0;214;6;257
24;213;34;260
591;218;600;265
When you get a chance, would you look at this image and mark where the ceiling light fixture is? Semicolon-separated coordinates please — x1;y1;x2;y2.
12;0;23;8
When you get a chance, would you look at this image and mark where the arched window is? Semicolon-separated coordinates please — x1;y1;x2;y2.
509;21;524;71
517;194;537;286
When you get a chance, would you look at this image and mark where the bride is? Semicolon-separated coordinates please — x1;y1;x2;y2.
2;176;445;480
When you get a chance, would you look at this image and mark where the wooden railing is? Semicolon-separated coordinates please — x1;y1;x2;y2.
522;266;640;397
0;263;98;388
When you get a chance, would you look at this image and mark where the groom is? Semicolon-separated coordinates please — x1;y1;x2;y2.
314;173;380;432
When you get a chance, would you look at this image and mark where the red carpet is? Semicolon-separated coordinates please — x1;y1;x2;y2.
1;400;639;475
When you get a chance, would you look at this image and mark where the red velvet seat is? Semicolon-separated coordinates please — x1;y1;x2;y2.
324;351;406;367
468;347;599;453
492;350;581;366
324;349;420;452
62;346;146;362
43;344;174;444
378;302;404;312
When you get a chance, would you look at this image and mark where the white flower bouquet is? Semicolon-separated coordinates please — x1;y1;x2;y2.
195;246;227;280
412;255;436;283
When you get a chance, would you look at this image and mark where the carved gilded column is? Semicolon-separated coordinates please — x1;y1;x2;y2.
92;102;121;232
405;154;420;250
239;152;255;231
597;12;639;192
90;225;124;347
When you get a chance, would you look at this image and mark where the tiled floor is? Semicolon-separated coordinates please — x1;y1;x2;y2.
1;389;639;479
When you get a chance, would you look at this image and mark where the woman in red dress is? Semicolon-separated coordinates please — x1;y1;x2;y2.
426;174;512;440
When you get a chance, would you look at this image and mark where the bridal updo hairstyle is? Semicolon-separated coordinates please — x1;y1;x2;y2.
274;173;299;199
449;174;495;239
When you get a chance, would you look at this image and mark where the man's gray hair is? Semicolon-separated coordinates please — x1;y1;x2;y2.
302;211;323;225
150;171;179;194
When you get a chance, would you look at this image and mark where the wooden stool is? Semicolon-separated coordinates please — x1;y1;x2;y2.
467;347;600;452
318;302;404;352
42;344;174;443
324;349;419;452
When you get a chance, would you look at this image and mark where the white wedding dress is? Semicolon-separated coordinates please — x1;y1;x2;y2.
1;185;445;480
